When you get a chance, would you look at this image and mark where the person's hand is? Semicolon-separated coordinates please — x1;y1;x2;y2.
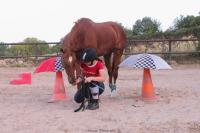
75;77;82;84
85;77;93;83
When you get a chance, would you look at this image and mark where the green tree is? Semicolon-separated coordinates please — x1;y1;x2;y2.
8;45;26;56
132;17;161;36
23;37;50;55
173;14;200;50
174;15;191;29
173;15;200;30
50;44;60;54
0;43;9;56
8;37;50;56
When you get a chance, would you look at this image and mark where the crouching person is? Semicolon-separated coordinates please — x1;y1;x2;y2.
74;48;106;110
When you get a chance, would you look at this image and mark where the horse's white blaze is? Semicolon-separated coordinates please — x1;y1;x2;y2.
68;56;73;63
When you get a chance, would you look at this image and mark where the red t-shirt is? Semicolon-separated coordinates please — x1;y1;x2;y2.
81;60;104;77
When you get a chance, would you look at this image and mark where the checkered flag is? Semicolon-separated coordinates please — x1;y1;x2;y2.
55;57;64;72
119;54;172;70
135;55;156;69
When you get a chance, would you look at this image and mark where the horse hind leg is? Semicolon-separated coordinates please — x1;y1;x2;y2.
103;54;114;92
111;49;124;92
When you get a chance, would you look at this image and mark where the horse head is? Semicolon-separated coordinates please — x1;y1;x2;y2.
60;34;78;85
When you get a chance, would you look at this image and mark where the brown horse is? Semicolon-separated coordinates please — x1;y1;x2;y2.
60;18;126;93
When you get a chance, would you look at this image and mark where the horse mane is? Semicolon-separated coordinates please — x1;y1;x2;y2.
69;18;94;45
72;18;93;30
76;18;93;23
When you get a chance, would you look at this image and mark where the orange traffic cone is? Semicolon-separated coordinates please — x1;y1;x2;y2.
48;71;67;103
141;68;157;101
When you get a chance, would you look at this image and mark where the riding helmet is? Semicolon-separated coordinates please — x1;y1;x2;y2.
81;48;98;62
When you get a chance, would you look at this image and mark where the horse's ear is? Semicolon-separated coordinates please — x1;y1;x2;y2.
60;48;64;53
74;21;77;25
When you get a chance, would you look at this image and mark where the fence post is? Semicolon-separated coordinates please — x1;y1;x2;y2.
26;52;28;62
168;41;172;63
34;44;39;64
145;42;147;53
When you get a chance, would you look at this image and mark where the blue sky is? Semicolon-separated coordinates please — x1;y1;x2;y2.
0;0;199;42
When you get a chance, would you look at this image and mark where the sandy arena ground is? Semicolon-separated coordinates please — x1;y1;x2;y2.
0;64;200;133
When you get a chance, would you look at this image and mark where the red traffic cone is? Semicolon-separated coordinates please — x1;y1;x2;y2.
10;72;32;85
141;68;157;101
48;71;67;102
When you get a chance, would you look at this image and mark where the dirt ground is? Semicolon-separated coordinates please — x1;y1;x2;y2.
0;64;200;133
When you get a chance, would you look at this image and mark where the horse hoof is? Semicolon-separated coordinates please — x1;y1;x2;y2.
110;90;117;97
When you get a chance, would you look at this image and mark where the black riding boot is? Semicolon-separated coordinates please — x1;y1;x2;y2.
86;99;92;109
86;99;99;110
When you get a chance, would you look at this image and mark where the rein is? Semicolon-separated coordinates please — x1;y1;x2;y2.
74;80;91;112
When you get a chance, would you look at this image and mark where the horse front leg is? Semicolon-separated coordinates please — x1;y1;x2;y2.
75;61;82;89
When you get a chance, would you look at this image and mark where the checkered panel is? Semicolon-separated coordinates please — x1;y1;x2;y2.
135;55;156;69
55;57;64;72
